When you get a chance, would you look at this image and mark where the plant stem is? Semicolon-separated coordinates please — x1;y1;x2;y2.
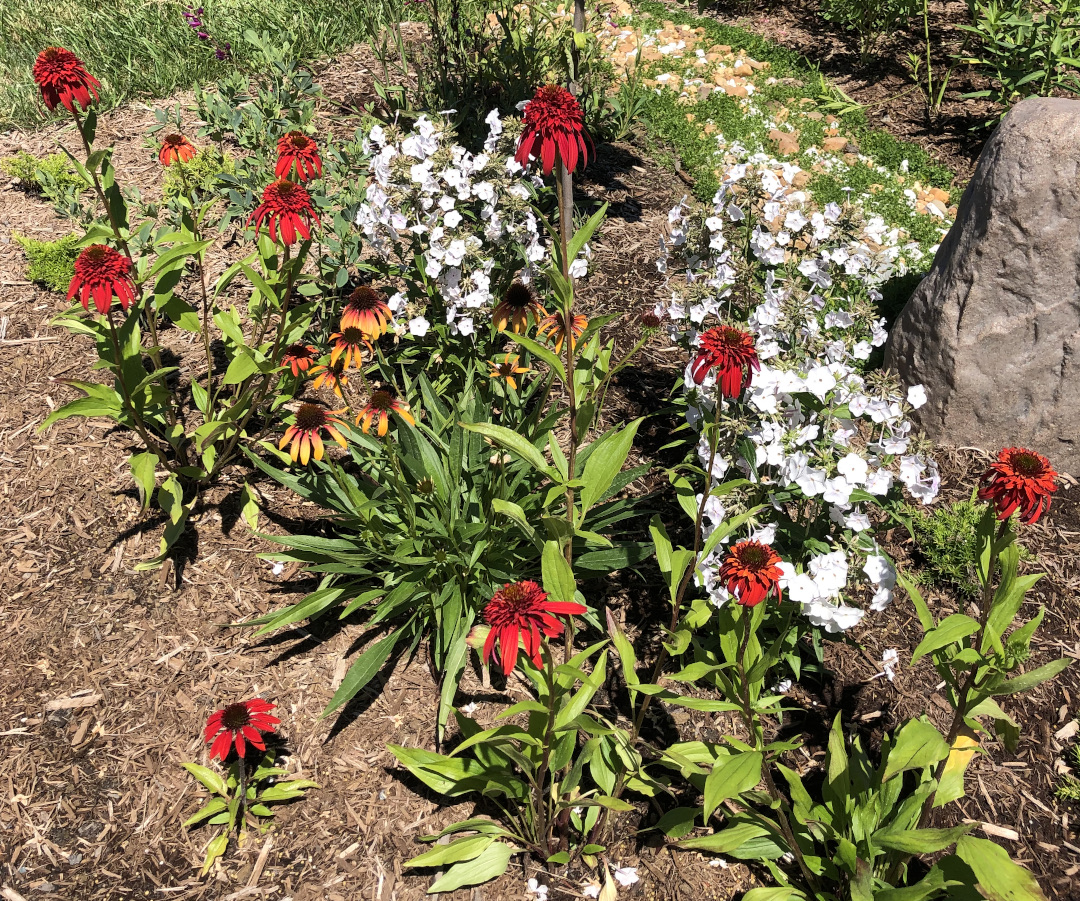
556;159;578;568
532;644;560;853
105;312;176;473
734;610;820;894
237;755;249;824
887;517;1008;884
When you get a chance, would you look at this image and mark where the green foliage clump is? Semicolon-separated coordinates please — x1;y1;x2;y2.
818;0;919;64
162;147;236;199
905;498;983;597
0;151;83;195
1057;744;1080;800
12;232;82;294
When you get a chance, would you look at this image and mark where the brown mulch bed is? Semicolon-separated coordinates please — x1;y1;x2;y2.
2;27;1079;901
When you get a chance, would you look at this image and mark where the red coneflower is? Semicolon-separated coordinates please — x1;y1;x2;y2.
158;134;197;166
275;131;322;183
310;361;348;399
719;541;784;608
356;390;414;437
481;580;586;675
515;84;590;175
690;325;760;395
32;47;100;114
492;281;544;334
977;447;1057;525
329;327;371;370
67;244;137;315
488;354;530;391
279;403;347;464
204;698;279;761
247;179;320;246
281;343;319;377
537;309;588;354
341;286;392;339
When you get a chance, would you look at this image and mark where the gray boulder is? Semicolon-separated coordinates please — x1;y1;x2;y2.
885;96;1080;474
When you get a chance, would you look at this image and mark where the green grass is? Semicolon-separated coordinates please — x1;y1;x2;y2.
0;0;407;130
632;0;958;246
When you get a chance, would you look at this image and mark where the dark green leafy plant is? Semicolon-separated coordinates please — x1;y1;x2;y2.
818;0;919;64
12;232;81;293
904;497;983;598
960;0;1080;116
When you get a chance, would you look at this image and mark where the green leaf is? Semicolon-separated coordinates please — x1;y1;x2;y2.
542;540;575;604
955;835;1047;901
911;613;981;664
989;657;1070;696
182;797;227;828
743;890;808;901
677;823;773;855
875;823;971;854
652;807;700;839
897;571;935;632
567;203;608;263
239;483;259;531
512;332;566;382
460;422;559;481
405;835;494;869
182;763;227;796
606;608;639;687
883;719;951;781
129;452;157;510
427;841;515;893
322;630;401;716
578;419;643;520
703;751;763;821
223;351;259;386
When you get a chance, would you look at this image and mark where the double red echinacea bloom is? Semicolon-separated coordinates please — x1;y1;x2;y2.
159;134;197;166
515;84;590;175
32;47;100;113
690;325;760;396
275;131;322;183
719;541;784;608
977;447;1057;524
204;698;279;761
248;179;320;245
481;581;586;675
279;403;347;464
67;244;137;315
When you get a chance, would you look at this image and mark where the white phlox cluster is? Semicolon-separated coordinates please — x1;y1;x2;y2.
660;156;940;632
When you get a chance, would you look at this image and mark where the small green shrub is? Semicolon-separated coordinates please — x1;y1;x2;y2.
12;232;82;294
905;498;983;597
959;0;1080;117
0;151;83;195
162;147;236;199
818;0;919;63
1058;744;1080;800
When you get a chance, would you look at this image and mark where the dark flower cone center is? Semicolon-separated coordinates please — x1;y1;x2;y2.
737;544;772;569
349;287;385;311
285;343;314;360
85;245;107;263
295;403;329;430
503;282;535;310
369;391;395;411
1010;452;1045;477
275;181;297;198
163;134;184;146
287;133;311;150
220;702;252;731
340;327;367;345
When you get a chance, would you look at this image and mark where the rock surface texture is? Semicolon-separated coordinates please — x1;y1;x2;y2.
885;96;1080;473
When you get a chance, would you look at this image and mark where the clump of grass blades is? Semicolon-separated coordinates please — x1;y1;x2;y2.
0;0;407;129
